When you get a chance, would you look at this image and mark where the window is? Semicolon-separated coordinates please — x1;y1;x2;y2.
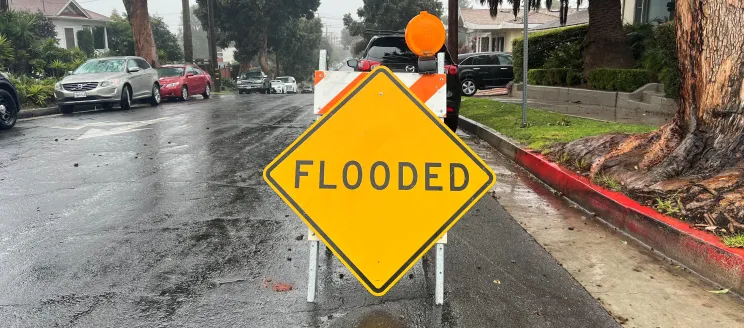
135;59;151;69
82;25;91;32
366;37;416;62
492;37;505;52
193;67;203;75
459;56;474;66
92;26;105;49
498;54;513;66
187;66;196;75
634;0;672;24
64;28;75;49
127;59;138;71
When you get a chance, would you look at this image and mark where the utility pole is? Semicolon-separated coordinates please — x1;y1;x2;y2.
207;0;221;91
447;0;458;63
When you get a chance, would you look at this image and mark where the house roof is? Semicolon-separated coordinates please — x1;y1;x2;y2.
10;0;110;21
531;9;589;31
460;8;576;30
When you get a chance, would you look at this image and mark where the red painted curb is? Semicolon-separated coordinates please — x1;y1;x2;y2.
460;116;744;294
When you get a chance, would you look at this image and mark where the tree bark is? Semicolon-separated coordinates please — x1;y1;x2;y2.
276;51;280;76
123;0;159;67
583;0;634;74
448;0;459;63
182;0;193;63
258;32;271;77
557;0;744;224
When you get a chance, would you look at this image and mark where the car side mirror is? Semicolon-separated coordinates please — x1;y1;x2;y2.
127;66;140;73
346;59;358;68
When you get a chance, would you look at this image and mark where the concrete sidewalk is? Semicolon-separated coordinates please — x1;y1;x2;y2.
490;96;673;126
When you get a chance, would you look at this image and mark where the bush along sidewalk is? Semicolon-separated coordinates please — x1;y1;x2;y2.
459;98;744;248
459;98;744;295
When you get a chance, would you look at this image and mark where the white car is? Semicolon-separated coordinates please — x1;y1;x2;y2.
277;76;297;93
270;80;286;94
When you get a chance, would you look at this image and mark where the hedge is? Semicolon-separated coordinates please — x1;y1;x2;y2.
587;69;651;92
527;68;582;86
512;24;589;82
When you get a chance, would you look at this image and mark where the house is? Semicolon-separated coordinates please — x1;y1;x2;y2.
621;0;673;24
458;8;569;53
10;0;110;51
531;9;589;31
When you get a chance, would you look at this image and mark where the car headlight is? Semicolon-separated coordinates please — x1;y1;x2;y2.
100;79;120;87
54;82;63;90
165;82;180;88
237;81;243;85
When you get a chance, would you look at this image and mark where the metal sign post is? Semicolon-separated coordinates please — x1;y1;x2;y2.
521;0;529;128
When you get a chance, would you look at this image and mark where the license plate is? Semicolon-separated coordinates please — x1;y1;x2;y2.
74;91;87;98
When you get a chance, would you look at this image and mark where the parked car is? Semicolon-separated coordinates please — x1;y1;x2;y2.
156;64;212;101
347;34;461;131
0;72;20;130
237;71;270;94
270;80;286;94
301;85;314;94
277;76;298;93
54;56;161;114
457;52;514;97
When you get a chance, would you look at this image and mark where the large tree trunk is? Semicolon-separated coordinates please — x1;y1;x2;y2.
258;32;271;77
182;0;193;63
448;0;459;63
557;1;744;228
123;0;159;66
583;0;634;74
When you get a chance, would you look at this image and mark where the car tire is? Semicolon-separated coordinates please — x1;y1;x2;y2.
180;86;189;101
60;105;74;115
461;78;477;97
150;84;161;107
120;85;132;110
0;89;18;130
202;84;211;99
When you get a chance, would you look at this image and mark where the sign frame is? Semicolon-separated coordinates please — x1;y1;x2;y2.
264;65;495;296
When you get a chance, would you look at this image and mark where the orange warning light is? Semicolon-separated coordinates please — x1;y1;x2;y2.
405;11;446;58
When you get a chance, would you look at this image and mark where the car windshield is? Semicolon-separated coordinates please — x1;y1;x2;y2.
278;77;291;83
241;72;263;80
157;67;185;78
73;59;126;74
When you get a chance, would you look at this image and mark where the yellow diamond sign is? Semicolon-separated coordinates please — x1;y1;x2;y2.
264;66;495;296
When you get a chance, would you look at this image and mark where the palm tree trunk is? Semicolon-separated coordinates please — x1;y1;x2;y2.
123;0;159;67
583;0;634;74
258;32;271;77
182;0;193;63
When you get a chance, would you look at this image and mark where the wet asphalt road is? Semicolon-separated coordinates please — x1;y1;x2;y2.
0;94;618;327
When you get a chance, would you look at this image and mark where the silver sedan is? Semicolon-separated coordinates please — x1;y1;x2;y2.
54;56;161;114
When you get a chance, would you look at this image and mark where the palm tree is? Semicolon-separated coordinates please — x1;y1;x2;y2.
182;0;193;63
477;0;634;75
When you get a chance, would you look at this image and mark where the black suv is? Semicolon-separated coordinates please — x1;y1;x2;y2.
0;73;20;130
458;52;514;97
347;35;461;132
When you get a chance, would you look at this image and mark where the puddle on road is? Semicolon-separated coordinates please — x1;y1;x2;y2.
460;132;744;328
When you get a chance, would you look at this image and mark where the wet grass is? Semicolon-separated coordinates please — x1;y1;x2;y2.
459;98;656;150
722;234;744;248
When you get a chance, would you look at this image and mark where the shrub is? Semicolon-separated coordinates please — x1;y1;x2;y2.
512;24;589;82
543;41;583;71
527;69;547;85
588;69;651;92
527;68;580;86
641;22;679;98
76;29;95;57
7;73;57;107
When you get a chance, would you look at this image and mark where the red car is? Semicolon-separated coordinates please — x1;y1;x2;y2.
156;64;212;101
